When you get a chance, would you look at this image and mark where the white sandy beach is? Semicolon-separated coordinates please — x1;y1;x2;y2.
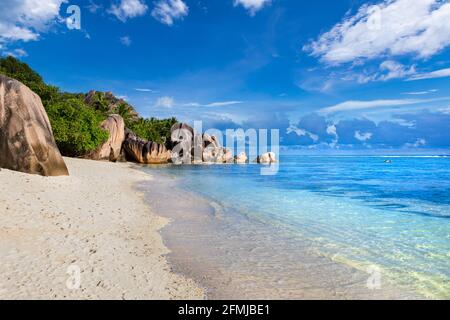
0;157;204;300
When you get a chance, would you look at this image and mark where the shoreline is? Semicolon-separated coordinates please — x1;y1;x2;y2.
0;157;437;300
139;167;423;300
0;157;204;299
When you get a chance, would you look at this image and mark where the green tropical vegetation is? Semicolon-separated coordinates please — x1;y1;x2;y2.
128;117;177;145
45;98;109;156
83;90;177;144
0;56;177;155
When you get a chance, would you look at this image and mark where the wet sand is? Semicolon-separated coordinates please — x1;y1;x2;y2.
140;171;421;300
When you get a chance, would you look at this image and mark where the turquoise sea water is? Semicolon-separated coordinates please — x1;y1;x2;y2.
142;155;450;299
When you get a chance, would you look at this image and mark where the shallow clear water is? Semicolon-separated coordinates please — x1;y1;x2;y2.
141;155;450;299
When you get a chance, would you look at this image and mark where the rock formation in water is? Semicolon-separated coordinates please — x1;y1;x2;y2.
256;152;277;164
0;75;69;176
202;133;220;149
170;123;236;164
87;114;125;162
234;152;248;164
123;129;171;164
203;145;234;163
201;133;234;163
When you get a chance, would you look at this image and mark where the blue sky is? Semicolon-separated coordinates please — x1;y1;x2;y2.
1;0;450;149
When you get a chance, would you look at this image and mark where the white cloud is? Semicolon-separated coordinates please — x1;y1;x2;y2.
152;99;244;108
407;68;450;81
86;1;102;13
0;24;37;42
120;36;131;46
287;125;319;142
0;0;66;43
349;60;417;83
354;131;373;142
116;94;129;100
326;124;339;147
135;88;157;93
206;101;243;107
183;102;202;107
151;0;188;26
414;138;427;147
439;106;450;114
319;97;449;114
403;92;429;95
405;138;427;148
183;101;244;107
234;0;271;15
326;124;337;137
377;60;416;81
2;48;28;58
305;0;450;65
109;0;148;22
155;96;175;108
403;89;438;95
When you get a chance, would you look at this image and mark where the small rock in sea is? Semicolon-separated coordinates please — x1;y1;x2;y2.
256;152;277;164
235;152;248;164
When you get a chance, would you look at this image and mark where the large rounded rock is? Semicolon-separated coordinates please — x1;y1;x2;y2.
202;133;220;149
170;123;195;164
170;122;194;144
0;75;69;176
88;114;125;162
123;130;171;164
124;140;171;164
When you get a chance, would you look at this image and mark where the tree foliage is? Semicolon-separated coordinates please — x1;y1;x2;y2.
1;56;107;156
84;91;138;125
0;56;177;154
46;98;109;156
0;56;43;87
85;91;111;114
127;117;177;145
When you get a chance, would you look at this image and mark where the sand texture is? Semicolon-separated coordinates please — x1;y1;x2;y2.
0;157;204;300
